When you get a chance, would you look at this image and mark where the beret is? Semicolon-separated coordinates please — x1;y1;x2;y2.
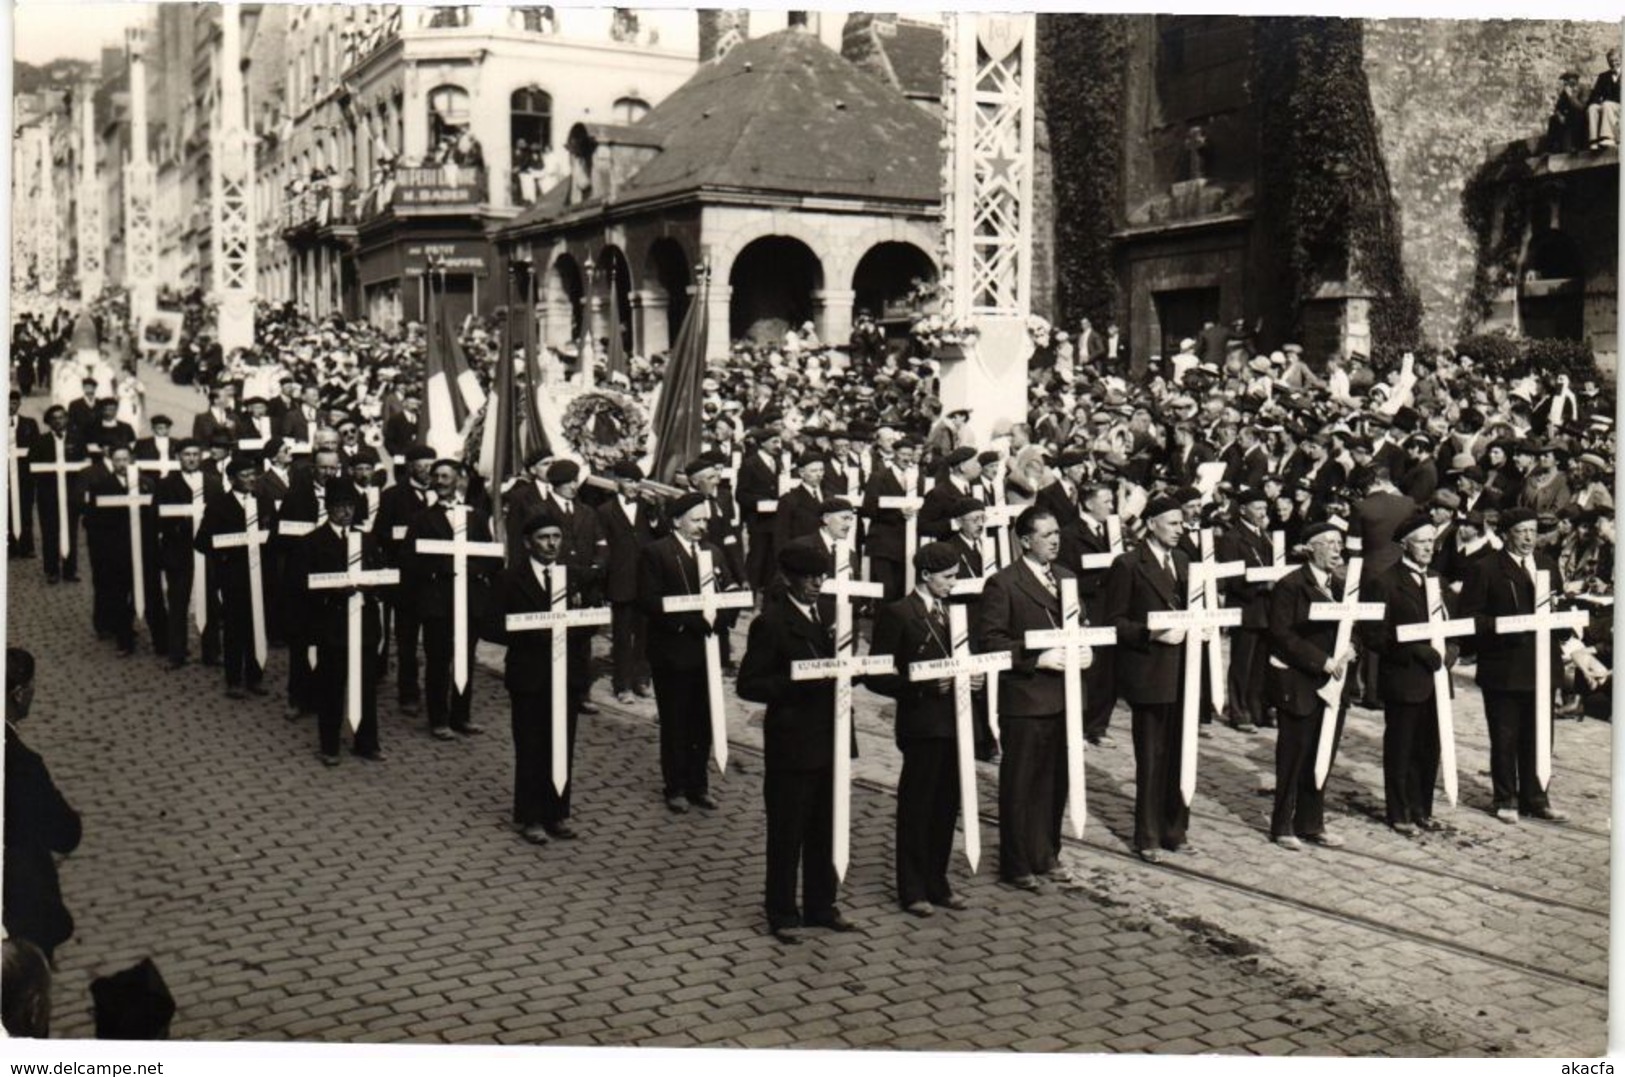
150;414;173;427
228;454;262;473
943;446;978;469
1394;513;1434;543
324;477;362;507
1055;450;1088;469
545;459;581;485
819;496;855;515
1174;485;1203;504
432;458;464;473
174;437;201;452
1430;489;1461;510
615;460;647;481
797;453;828;471
522;445;550;469
950;496;985;519
350;446;379;465
1234;486;1268;505
777;543;830;578
978;450;1002;466
242;397;267;408
916;541;962;575
1301;521;1344;543
404;445;437;462
522;505;566;534
1501;507;1538;529
670;492;708;519
1143;494;1183;521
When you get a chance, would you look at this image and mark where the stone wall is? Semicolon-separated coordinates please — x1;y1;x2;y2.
1360;18;1620;346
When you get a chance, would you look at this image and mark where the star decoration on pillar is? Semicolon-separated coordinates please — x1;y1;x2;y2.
985;141;1018;187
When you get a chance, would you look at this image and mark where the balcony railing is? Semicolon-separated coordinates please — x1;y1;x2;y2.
362;165;487;217
281;187;356;231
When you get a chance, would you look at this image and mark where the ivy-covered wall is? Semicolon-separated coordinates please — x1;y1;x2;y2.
1361;19;1618;345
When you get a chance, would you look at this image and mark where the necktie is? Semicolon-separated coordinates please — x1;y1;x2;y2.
1043;566;1059;595
930;601;946;633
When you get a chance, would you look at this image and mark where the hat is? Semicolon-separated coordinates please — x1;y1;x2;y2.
1179;338;1196;351
943;446;977;469
1577;452;1608;471
522;445;550;469
324;477;362;508
1405;433;1434;452
777;543;830;578
819;496;855;515
669;492;707;520
149;414;173;428
1394;513;1434;543
1235;486;1268;506
1501;507;1538;530
91;958;175;1040
1283;343;1304;355
1429;489;1462;511
228;454;262;474
351;446;379;466
1055;449;1088;469
977;450;1002;467
615;460;648;481
950;496;985;520
1174;485;1203;505
404;445;437;463
916;541;962;575
1143;494;1183;521
545;459;581;485
521;505;567;535
1300;521;1344;544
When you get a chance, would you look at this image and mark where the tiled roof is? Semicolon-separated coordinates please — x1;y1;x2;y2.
883;20;945;100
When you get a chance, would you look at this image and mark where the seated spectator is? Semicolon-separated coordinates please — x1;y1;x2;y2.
2;647;81;962
1587;47;1620;149
1546;71;1588;153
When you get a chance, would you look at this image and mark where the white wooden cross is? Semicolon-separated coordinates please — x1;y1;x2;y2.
908;604;1012;872
30;452;89;559
1024;576;1117;838
159;483;209;632
790;573;890;881
1078;515;1125;571
1198;529;1246;713
946;571;1002;742
1308;557;1384;788
1245;530;1292;583
1395;575;1476;806
94;463;152;619
1494;568;1590;790
135;449;180;481
1148;564;1242;806
308;530;400;733
878;493;925;591
778;451;797;497
414;503;505;692
980;502;1024;570
505;563;613;794
212;500;273;667
8;442;26;541
661;547;754;774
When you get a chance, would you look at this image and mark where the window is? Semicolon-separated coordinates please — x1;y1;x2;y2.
427;85;471;159
612;95;650;125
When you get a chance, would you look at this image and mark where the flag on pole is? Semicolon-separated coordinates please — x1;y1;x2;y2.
419;280;487;459
476;321;517;487
648;275;709;485
519;274;550;461
606;268;629;383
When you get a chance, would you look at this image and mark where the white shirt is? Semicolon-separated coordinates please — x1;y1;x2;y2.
619;497;638;526
529;556;556;594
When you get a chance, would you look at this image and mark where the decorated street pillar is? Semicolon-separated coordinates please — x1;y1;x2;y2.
212;2;256;350
77;81;105;301
124;27;158;325
938;14;1036;447
36;126;59;296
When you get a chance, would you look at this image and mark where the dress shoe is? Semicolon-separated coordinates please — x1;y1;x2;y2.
321;754;341;768
810;913;858;933
62;574;80;583
246;684;270;697
1046;864;1077;884
904;901;935;918
1004;874;1042;891
1528;806;1569;822
352;748;387;762
1303;831;1345;848
692;793;719;810
1416;817;1445;832
1198;726;1213;739
936;894;970;911
666;795;691;814
1495;808;1519;825
1273;835;1305;851
616;691;636;705
1137;848;1166;864
1391;821;1417;837
771;927;802;945
431;727;456;741
546;822;577;840
1092;732;1117;747
1166;843;1200;856
578;700;600;715
520;825;550;845
116;646;135;658
1230;721;1258;734
454;722;484;736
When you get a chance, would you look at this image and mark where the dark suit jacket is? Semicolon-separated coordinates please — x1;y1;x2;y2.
66;397;99;441
299;525;385;650
155;471;221;572
194;486;279;595
736;451;780;534
401;501;500;622
1354;489;1417;577
1458;548;1565;693
976;558;1074;718
11;416;40;496
192;408;238;445
375;481;433;561
1070;514;1116;603
918;478;979;540
545;494;608;600
1101;543;1188;706
638;535;739;672
84;420;136;456
1401;460;1439;504
1265;565;1339;718
736;592;840;772
772;484;826;550
1360;563;1446;705
278;406;319;444
1216;522;1274;629
867;592;956;742
597;495;662;604
3;725;81;958
489;559;593;696
29;429;88;514
861;464;912;563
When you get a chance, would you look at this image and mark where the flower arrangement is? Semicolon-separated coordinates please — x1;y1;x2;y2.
560;388;650;471
910;313;982;353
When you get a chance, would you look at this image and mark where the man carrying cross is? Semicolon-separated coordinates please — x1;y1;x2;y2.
83;444;143;654
301;478;388;766
1458;507;1571;824
978;506;1081;891
30;405;88;585
404;458;503;741
1072;483;1122;746
737;544;857;944
9;390;39;560
194;454;277;700
1101;494;1196;863
156;439;222;668
1360;515;1454;834
1217;488;1277;734
1265;522;1358;850
867;541;976;918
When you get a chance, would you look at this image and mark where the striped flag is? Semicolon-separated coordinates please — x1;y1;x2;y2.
419;287;486;460
606;272;629;383
648;276;709;485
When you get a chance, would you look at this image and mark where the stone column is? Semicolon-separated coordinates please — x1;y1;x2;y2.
814;288;855;349
632;290;669;356
703;282;733;361
541;292;574;349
